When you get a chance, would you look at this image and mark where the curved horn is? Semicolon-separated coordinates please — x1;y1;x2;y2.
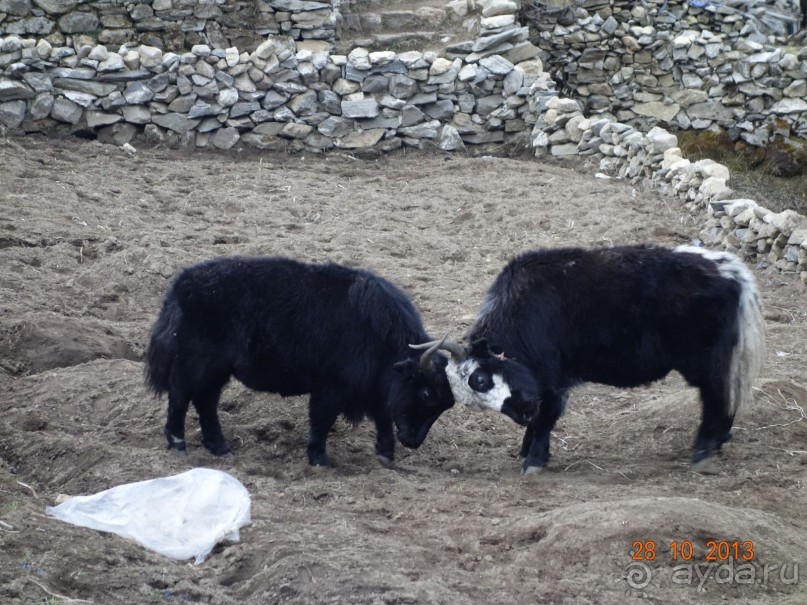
409;334;448;371
409;334;468;366
437;339;467;363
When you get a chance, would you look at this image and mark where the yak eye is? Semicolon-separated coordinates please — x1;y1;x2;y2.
469;369;493;392
418;387;434;401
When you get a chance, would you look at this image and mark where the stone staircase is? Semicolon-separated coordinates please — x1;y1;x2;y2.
335;0;477;53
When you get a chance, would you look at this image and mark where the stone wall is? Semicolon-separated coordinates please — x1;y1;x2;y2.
1;0;806;283
531;96;807;284
0;6;553;152
0;0;337;51
527;0;807;145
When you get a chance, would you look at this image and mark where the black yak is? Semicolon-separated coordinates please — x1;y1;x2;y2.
402;244;765;474
145;256;454;467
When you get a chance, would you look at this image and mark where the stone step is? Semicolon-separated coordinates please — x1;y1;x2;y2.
335;29;454;53
335;0;474;53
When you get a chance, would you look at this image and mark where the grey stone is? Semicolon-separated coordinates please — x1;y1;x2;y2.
96;122;137;146
479;55;514;77
687;101;734;121
357;116;400;129
97;70;152;82
472;26;528;52
0;100;27;128
1;0;31;16
167;94;197;113
188;101;219;118
196;118;221;133
400;119;440;139
407;92;437;105
388;74;418;99
317;116;353;137
318;90;341;114
334;129;385;149
423;99;454;121
361;74;389;94
148;73;171;93
51;97;82;123
229;102;260;118
439;124;465;151
401;104;425;127
122;105;151;124
30;93;54;119
217;88;239;107
152;112;200;133
51;79;116;97
4;17;54;35
98;53;126;72
287;89;318;116
341;99;378;119
211;127;240;149
86;111;122;128
241;132;287;150
279;122;313;139
58;12;99;34
476;94;504;117
262;90;288;110
0;80;35;101
124;81;155;104
253;121;285;136
21;73;53;94
462;131;504;144
64;90;95;108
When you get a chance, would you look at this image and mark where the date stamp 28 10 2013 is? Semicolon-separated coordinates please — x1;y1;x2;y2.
623;540;800;591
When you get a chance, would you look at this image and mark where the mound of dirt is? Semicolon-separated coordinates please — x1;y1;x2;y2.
0;135;805;604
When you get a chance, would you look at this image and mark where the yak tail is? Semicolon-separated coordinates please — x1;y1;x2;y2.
677;245;766;418
144;295;182;396
727;259;765;419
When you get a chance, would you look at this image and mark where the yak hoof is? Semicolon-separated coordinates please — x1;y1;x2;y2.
376;454;394;467
692;457;719;475
521;465;545;476
164;429;187;453
202;439;232;457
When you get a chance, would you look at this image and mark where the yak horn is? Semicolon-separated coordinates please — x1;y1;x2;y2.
409;334;467;368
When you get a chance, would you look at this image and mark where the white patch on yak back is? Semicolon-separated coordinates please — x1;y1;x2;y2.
445;359;512;413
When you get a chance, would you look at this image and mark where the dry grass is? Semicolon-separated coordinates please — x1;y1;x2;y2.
676;130;807;215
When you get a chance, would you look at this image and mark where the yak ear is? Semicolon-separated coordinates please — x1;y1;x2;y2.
394;359;415;374
469;338;492;358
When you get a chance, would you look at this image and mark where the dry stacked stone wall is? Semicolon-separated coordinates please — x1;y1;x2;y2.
1;0;806;281
0;0;337;51
527;0;807;145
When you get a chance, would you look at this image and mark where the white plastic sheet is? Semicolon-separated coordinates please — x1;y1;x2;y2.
45;468;251;564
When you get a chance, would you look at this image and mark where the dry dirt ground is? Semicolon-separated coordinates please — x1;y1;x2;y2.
0;135;805;605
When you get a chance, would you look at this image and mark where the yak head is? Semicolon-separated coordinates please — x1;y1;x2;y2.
389;339;455;449
436;338;540;426
390;337;540;449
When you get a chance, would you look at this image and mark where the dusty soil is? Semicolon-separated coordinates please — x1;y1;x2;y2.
0;135;805;605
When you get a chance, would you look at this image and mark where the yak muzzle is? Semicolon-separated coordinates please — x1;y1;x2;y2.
501;398;537;426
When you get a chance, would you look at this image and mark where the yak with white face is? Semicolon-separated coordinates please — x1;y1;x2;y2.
406;244;765;475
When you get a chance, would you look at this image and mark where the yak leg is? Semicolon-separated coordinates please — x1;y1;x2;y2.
193;377;230;456
692;378;733;472
522;389;566;475
519;423;534;458
164;380;192;454
369;405;396;466
307;388;342;467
